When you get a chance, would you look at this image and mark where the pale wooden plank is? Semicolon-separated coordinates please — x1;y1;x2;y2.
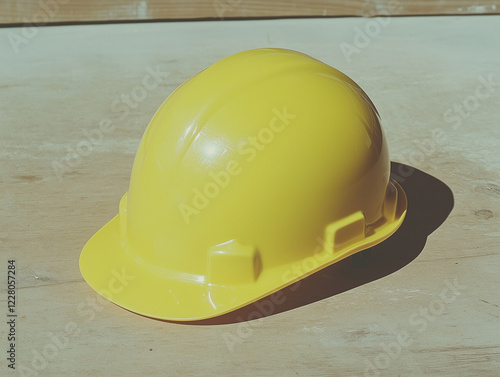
0;0;499;25
1;15;500;377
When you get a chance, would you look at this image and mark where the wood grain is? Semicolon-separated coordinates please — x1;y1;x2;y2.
0;0;500;25
1;15;500;377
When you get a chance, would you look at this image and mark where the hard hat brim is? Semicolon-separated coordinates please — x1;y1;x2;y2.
79;180;407;321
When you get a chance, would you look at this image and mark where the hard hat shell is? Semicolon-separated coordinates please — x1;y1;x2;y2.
80;48;407;321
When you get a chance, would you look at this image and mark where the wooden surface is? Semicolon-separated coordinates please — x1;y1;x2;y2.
1;0;500;24
1;15;500;377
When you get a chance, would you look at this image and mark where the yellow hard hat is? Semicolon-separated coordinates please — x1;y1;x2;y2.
80;48;407;321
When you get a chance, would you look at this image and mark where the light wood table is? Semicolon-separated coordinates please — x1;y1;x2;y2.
1;15;499;377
